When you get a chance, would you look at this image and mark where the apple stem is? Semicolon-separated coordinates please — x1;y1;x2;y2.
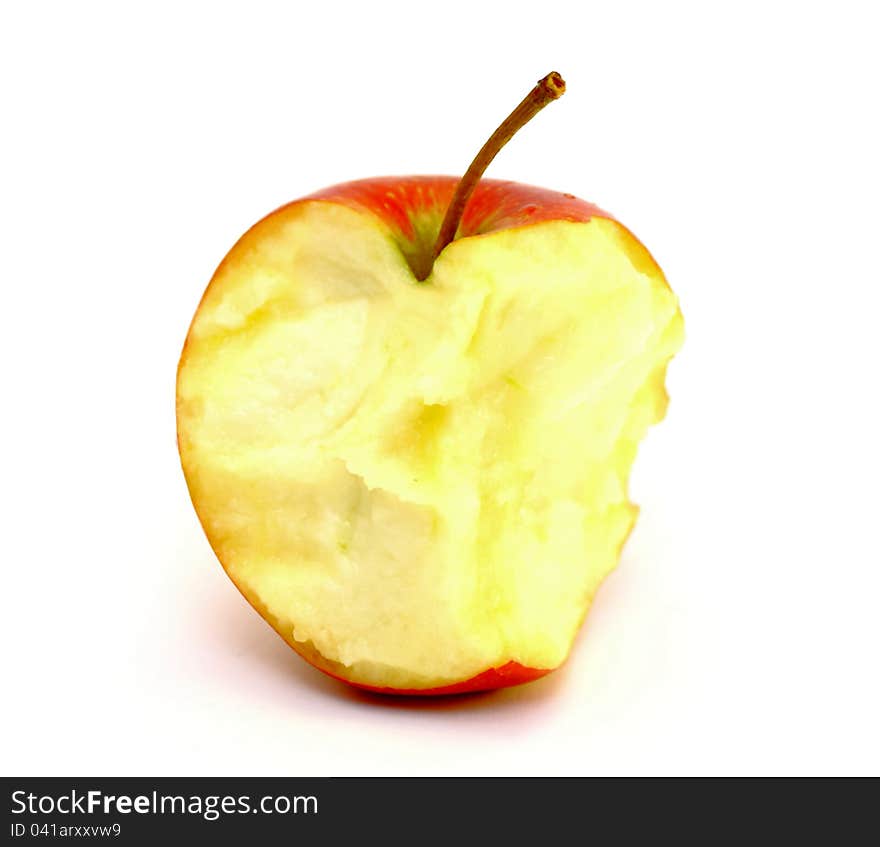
425;71;566;278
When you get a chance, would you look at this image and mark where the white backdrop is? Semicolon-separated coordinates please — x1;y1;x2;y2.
2;0;878;776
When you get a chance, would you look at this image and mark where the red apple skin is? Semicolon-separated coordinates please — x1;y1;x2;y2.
184;176;653;696
304;175;609;242
295;646;552;697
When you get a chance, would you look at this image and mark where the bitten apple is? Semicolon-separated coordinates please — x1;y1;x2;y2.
176;73;684;694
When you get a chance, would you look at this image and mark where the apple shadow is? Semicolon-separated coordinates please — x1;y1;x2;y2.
194;567;345;699
198;565;577;714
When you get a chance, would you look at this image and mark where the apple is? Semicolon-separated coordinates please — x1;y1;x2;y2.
177;73;684;695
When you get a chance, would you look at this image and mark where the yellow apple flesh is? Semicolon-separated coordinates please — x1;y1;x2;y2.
177;177;684;693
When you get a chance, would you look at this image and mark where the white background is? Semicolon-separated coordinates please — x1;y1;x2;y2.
2;0;878;776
